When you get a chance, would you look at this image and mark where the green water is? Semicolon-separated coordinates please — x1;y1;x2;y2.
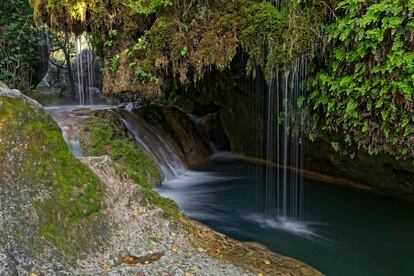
157;156;414;276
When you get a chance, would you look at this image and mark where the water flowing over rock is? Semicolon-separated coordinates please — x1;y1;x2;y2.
118;105;212;178
0;89;320;274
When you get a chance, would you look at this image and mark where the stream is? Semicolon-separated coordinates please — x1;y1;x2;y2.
156;154;414;276
47;106;414;276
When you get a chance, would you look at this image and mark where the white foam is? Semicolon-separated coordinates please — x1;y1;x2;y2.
243;213;322;240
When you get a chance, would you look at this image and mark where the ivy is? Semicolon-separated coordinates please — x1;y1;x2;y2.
311;0;414;158
0;0;39;90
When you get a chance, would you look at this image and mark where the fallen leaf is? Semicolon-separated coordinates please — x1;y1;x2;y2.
113;252;165;267
101;263;110;271
264;260;271;265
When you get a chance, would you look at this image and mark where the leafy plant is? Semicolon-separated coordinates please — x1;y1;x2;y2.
180;46;188;57
0;0;39;90
110;54;120;72
311;0;414;158
134;66;157;83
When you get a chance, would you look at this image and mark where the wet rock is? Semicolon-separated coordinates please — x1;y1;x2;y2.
134;105;212;167
199;112;230;151
0;89;321;274
306;135;414;201
32;49;105;105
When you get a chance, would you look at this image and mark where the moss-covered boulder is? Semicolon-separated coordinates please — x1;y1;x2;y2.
76;109;183;219
0;84;109;273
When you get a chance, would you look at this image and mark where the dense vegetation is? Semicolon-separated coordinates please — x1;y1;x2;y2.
24;0;414;160
30;0;329;96
0;0;39;90
311;0;414;158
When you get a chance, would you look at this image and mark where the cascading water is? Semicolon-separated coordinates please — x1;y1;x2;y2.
75;35;96;106
75;36;84;105
117;109;186;180
263;58;307;221
257;0;308;221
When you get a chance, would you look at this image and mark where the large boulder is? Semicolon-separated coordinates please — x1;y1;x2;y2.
0;85;108;273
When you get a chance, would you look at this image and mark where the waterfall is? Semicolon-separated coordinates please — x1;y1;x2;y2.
117;109;186;180
75;34;96;106
264;57;307;220
256;0;307;220
76;36;84;105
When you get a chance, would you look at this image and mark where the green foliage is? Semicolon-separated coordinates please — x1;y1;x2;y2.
127;0;172;15
240;2;285;78
180;46;188;57
134;66;157;82
104;29;118;48
311;0;414;158
30;0;326;95
0;0;39;90
110;54;120;72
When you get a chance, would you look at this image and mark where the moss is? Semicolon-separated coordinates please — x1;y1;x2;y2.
79;110;183;219
25;90;65;106
0;96;105;256
30;0;331;99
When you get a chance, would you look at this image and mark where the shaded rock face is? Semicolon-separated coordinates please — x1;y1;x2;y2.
132;105;213;168
171;64;267;157
194;112;230;151
306;136;414;201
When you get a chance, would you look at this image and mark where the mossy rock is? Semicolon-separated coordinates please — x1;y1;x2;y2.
77;109;183;219
0;89;107;262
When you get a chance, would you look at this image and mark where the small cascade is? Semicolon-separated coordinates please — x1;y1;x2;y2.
118;109;186;180
75;35;98;106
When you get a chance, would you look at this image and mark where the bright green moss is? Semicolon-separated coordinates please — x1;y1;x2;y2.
0;96;105;256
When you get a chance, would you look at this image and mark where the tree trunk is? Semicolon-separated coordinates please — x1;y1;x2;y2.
64;32;76;100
